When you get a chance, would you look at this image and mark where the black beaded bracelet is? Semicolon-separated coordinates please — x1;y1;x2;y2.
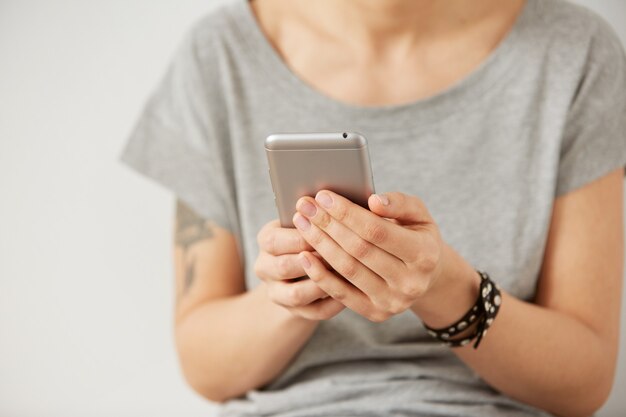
423;270;501;349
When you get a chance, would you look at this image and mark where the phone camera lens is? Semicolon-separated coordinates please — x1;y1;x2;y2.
342;132;348;139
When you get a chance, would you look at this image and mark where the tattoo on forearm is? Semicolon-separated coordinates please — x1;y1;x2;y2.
175;200;214;295
184;254;196;294
175;201;215;250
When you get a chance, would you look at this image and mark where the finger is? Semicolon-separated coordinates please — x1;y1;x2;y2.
298;251;389;322
367;192;433;224
289;297;345;321
311;251;333;270
255;252;309;281
293;212;389;301
295;197;406;288
267;277;329;308
309;191;421;263
255;251;330;282
258;219;314;255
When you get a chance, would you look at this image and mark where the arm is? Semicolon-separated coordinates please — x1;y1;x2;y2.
415;169;623;416
290;168;623;417
173;201;319;402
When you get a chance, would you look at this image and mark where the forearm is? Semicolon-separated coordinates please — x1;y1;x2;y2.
457;292;611;417
175;282;319;402
411;246;616;417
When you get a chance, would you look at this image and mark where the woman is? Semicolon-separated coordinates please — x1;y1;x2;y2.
120;0;626;416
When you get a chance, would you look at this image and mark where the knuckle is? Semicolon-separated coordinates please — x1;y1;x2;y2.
368;310;391;323
330;289;347;302
418;255;438;274
287;285;303;306
388;298;409;315
275;256;291;278
334;203;350;222
350;239;371;259
400;279;426;298
262;232;276;254
404;251;418;265
365;223;388;245
370;295;408;316
293;234;308;252
308;230;324;247
338;259;359;280
371;297;391;313
317;211;332;229
406;234;441;270
416;245;440;274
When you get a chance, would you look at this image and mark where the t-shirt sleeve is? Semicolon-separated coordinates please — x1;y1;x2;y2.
118;24;239;235
556;18;626;197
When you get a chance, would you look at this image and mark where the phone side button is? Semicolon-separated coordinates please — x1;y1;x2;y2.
268;168;276;193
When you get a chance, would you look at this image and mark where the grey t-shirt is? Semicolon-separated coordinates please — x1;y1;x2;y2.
120;0;626;416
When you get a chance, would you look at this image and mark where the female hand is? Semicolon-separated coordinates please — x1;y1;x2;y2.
254;219;346;321
292;190;461;323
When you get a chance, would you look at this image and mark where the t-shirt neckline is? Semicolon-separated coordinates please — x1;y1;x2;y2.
230;0;535;129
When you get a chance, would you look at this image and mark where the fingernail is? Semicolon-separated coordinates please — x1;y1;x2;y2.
293;214;310;231
298;200;317;217
300;254;311;269
375;194;389;206
315;192;333;209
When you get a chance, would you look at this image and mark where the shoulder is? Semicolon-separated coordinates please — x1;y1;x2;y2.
158;1;250;107
183;0;250;66
530;0;625;64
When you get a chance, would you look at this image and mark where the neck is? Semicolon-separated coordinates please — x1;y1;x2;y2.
282;0;522;46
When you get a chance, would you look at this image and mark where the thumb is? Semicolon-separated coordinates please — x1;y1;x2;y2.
367;192;433;224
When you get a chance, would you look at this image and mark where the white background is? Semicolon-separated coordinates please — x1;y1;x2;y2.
1;1;625;416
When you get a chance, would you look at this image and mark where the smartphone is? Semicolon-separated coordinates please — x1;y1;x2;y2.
265;132;376;228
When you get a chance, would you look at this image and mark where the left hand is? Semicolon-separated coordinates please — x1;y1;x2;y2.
292;190;451;322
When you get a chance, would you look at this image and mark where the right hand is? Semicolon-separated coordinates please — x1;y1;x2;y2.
254;219;346;321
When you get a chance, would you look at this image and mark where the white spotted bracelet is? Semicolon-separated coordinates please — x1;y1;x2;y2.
422;270;502;349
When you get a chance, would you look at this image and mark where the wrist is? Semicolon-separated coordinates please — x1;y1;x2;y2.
410;243;481;328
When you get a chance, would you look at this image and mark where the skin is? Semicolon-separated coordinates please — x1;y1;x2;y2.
171;1;624;415
252;0;526;106
173;201;321;401
255;220;345;320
